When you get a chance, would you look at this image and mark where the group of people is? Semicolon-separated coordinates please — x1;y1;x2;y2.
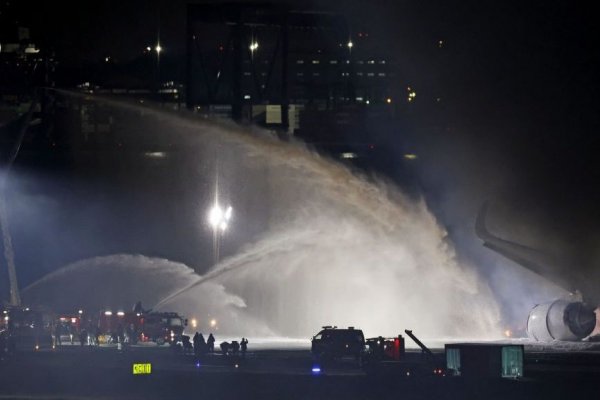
192;332;216;357
189;333;249;358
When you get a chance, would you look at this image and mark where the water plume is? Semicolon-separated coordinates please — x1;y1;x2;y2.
26;92;502;339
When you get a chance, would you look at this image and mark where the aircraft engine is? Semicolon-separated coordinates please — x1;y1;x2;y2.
527;299;596;341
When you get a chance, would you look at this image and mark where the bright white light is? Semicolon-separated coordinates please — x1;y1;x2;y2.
78;310;83;314
146;46;152;51
347;41;353;49
340;152;357;159
117;311;125;317
191;318;197;328
104;311;113;316
209;204;232;230
249;42;259;51
155;44;162;54
209;205;224;228
210;319;217;328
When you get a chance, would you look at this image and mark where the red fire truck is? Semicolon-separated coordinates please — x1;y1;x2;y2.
96;310;186;345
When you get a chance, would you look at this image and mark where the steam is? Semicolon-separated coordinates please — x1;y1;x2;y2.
22;92;501;339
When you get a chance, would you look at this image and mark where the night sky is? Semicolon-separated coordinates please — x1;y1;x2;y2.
2;1;600;305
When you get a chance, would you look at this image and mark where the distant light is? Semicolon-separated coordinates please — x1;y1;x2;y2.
104;311;113;316
340;152;357;159
504;329;512;338
347;40;353;49
386;97;392;104
4;316;8;321
144;151;167;159
78;310;83;314
105;56;110;62
71;318;77;324
311;366;321;374
196;362;201;368
155;44;162;54
365;100;370;105
404;154;418;160
407;90;416;102
243;94;251;100
191;318;197;328
235;364;239;368
438;40;444;48
35;345;39;351
210;319;217;328
249;42;259;51
117;311;125;317
146;46;152;52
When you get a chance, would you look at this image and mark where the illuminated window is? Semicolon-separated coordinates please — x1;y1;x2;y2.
330;60;338;64
312;60;320;64
367;60;375;64
378;73;386;77
367;72;374;77
296;60;304;64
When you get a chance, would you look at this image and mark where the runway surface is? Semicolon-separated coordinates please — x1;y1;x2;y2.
1;341;600;400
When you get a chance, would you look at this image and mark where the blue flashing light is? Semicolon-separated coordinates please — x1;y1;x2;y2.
196;362;201;368
311;366;321;374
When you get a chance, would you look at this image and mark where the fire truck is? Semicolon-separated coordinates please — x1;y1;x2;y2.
96;310;186;345
1;306;54;352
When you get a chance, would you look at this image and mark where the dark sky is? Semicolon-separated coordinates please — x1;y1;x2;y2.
3;1;600;308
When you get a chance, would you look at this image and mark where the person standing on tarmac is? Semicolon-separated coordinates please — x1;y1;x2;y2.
207;333;215;353
240;338;248;358
79;328;88;346
198;333;206;354
193;332;201;358
54;323;62;347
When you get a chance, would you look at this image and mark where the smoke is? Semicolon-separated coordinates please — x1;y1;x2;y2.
18;93;501;339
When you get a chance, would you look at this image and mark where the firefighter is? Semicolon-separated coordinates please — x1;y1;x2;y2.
54;323;62;347
79;328;88;346
207;333;215;353
240;338;248;358
193;332;201;357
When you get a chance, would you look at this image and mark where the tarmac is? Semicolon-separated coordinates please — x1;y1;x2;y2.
1;341;600;399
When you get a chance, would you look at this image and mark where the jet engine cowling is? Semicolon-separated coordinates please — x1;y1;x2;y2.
527;299;596;341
